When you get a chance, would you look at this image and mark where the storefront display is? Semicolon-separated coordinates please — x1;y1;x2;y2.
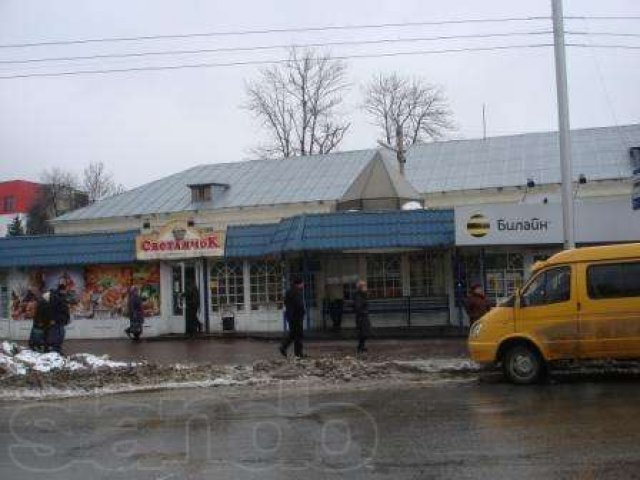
7;264;160;321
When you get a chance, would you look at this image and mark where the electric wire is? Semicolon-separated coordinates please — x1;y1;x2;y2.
0;44;556;80
0;16;552;49
0;31;554;65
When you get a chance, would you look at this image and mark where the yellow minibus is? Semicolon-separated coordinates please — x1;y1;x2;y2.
468;243;640;384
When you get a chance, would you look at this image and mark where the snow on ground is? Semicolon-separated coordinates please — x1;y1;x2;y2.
0;343;481;401
0;342;135;376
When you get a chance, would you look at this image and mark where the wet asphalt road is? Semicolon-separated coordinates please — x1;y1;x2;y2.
1;378;640;479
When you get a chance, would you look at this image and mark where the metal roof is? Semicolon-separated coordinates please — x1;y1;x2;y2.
406;124;640;193
56;149;376;222
225;210;454;257
0;231;137;268
56;124;640;223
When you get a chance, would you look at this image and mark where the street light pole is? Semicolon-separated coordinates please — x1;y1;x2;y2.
552;0;576;249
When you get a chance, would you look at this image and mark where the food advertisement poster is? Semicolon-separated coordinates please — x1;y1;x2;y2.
8;264;160;321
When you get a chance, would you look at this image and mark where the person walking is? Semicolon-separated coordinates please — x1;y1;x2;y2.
279;278;306;358
464;284;491;326
184;284;201;338
47;281;71;354
353;280;371;354
29;291;52;352
125;286;144;342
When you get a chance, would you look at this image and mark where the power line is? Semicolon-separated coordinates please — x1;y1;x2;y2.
0;44;555;80
566;16;640;21
0;16;551;49
567;31;640;38
0;31;554;65
567;43;640;50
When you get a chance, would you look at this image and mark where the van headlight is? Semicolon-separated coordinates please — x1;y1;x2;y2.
469;322;483;339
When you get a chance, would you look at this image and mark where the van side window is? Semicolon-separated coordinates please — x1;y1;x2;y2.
587;262;640;299
521;266;571;307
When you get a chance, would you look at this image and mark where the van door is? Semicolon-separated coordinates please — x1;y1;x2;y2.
516;265;578;360
578;261;640;359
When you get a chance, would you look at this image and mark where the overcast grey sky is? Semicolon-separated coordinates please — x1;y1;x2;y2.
0;0;638;188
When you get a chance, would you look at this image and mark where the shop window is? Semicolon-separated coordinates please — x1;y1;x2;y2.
172;266;183;316
587;262;640;299
485;252;524;303
409;252;447;297
249;261;283;309
210;261;245;312
367;254;402;299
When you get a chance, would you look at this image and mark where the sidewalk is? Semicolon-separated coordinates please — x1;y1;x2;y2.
60;337;469;366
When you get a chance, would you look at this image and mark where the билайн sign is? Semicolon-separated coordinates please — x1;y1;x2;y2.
457;204;560;246
136;220;225;260
455;200;640;246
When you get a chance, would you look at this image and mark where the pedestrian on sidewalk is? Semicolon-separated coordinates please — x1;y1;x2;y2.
354;280;371;354
47;280;71;354
29;291;52;352
185;284;201;338
279;278;306;358
125;286;144;342
464;284;491;326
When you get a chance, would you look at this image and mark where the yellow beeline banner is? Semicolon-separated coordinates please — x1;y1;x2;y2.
136;220;225;260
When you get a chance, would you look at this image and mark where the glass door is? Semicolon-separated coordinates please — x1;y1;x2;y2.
170;261;202;334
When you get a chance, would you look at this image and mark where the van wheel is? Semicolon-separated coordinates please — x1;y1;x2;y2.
502;344;544;385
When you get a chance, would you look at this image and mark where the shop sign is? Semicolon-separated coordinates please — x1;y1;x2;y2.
455;199;640;246
136;221;225;260
456;204;561;246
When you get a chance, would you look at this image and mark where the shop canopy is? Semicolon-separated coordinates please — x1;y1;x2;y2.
225;209;454;258
0;231;137;268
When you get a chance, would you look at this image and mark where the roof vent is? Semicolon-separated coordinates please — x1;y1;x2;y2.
189;182;229;203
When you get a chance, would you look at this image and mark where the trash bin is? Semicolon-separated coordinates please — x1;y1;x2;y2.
222;315;235;332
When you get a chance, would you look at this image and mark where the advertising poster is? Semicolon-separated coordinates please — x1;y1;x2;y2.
8;264;160;321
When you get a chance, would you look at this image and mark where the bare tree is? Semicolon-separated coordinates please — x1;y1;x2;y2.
245;48;350;158
82;161;123;203
362;73;454;151
27;168;87;235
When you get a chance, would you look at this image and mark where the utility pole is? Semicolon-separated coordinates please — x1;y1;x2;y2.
395;124;406;175
377;124;407;176
552;0;576;249
482;104;487;141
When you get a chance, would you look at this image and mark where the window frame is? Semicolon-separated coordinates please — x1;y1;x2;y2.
249;261;284;310
586;261;640;300
366;254;402;299
3;196;15;213
521;265;572;307
210;261;245;312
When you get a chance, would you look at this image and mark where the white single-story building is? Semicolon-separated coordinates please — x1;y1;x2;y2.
1;124;638;339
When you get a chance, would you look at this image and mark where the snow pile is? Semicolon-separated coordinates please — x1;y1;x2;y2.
390;359;481;374
73;353;131;370
0;342;134;377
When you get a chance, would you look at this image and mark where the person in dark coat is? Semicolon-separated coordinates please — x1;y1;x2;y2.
353;280;371;354
47;282;71;354
279;278;306;358
184;284;201;338
464;284;491;325
29;291;52;352
125;286;144;341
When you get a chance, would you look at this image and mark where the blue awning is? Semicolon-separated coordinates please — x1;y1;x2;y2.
0;231;138;268
225;210;454;258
